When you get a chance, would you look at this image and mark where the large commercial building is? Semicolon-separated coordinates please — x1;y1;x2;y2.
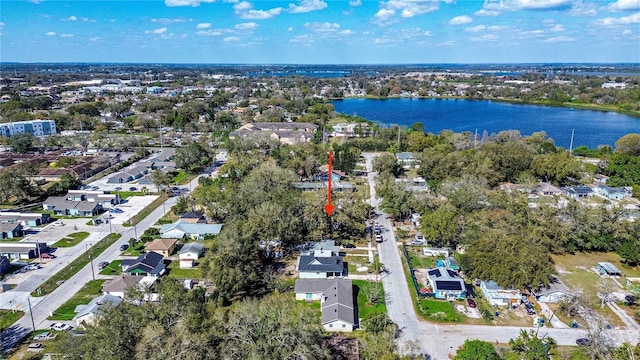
0;119;57;137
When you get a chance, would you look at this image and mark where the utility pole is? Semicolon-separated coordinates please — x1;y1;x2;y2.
86;244;95;281
27;296;35;331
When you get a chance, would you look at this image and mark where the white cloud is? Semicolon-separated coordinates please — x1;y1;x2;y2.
234;1;283;19
437;40;457;46
288;26;294;31
374;0;440;25
471;34;498;41
60;33;74;38
596;12;640;25
349;0;362;6
290;34;314;43
224;36;240;41
481;0;573;12
449;15;473;25
235;22;259;30
606;0;640;11
475;9;500;16
487;25;509;30
196;23;211;29
466;24;486;32
46;31;56;36
340;29;354;35
152;18;188;25
304;22;340;32
424;30;433;36
543;35;576;42
542;18;555;24
165;0;215;7
68;16;77;21
623;29;632;34
550;24;565;31
145;27;168;34
288;0;327;14
196;29;227;36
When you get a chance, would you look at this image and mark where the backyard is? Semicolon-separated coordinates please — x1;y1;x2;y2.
166;260;202;279
98;260;122;275
48;279;106;320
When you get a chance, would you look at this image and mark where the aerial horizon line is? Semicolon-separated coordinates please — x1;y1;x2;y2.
1;61;639;66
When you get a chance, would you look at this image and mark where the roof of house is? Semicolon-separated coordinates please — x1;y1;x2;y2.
427;267;465;291
311;239;340;253
535;276;569;297
597;262;622;275
178;242;205;255
121;252;164;274
396;152;414;160
0;222;22;232
538;182;561;193
294;278;333;293
74;294;123;319
102;275;146;293
298;255;344;273
178;210;204;219
321;279;355;326
160;220;223;236
144;238;178;251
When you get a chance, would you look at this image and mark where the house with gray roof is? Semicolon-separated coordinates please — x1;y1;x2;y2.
73;294;123;327
178;242;205;268
294;278;357;332
160;220;223;240
120;252;165;277
42;196;102;216
427;267;466;300
0;212;50;227
297;253;345;279
0;222;23;239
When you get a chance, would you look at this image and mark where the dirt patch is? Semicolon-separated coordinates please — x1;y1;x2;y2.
414;268;430;288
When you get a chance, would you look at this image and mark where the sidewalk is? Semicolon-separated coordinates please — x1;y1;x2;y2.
538;302;570;329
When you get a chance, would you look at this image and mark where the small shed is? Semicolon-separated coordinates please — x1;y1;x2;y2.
597;262;622;276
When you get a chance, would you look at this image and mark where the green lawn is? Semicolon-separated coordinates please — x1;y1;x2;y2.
52;232;90;248
353;280;387;320
115;191;144;200
122;242;145;256
172;170;192;185
166;260;202;279
418;298;461;322
48;280;106;320
32;233;121;297
98;260;122;275
0;309;24;329
407;247;437;269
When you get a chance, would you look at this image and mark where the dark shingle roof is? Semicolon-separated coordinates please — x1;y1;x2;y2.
298;255;344;273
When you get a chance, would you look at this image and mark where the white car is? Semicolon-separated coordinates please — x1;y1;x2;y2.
33;332;56;341
375;234;383;243
50;322;73;332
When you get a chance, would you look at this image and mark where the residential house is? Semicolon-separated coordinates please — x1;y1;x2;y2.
66;190;121;207
144;238;178;257
480;281;521;307
107;166;149;184
535;277;571;303
595;185;630;201
178;242;205;268
178;211;206;224
316;165;346;182
0;256;10;275
120;252;166;277
159;220;223;240
0;212;51;227
0;242;48;259
396;152;417;169
597;262;622;276
538;182;562;196
102;275;158;300
73;294;123;327
298;254;345;279
423;248;449;257
229;122;318;144
292;182;325;192
426;267;466;300
0;223;23;239
594;174;609;184
303;239;341;258
562;185;594;199
42;196;103;216
294;278;357;332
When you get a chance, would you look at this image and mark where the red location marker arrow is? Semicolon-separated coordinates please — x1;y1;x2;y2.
324;151;335;216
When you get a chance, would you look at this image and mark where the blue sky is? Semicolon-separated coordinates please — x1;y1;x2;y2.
1;0;639;64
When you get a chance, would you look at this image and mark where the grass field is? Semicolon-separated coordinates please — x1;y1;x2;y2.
407;246;437;269
52;232;90;248
48;280;106;320
32;233;121;297
115;191;144;200
418;298;461;322
353;280;387;320
0;310;24;329
166;260;202;279
98;260;122;275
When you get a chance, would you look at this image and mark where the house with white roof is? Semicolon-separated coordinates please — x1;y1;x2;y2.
160;220;223;240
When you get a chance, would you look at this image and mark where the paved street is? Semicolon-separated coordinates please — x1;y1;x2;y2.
1;175;203;353
362;152;640;359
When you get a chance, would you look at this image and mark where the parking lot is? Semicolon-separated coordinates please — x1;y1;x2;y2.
102;195;159;225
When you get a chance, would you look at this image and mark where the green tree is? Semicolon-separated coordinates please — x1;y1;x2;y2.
615;133;640;156
373;152;404;177
507;330;556;360
420;203;459;247
454;340;500;360
174;141;212;173
9;133;35;153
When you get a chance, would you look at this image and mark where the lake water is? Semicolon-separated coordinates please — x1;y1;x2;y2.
332;98;640;149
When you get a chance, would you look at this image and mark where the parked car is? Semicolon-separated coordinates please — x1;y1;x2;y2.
98;261;109;270
415;234;426;242
119;244;129;251
129;187;137;191
33;332;56;341
115;187;122;190
28;343;44;352
576;338;591;346
25;264;41;271
50;322;73;332
375;234;383;243
467;298;477;308
40;253;56;259
409;240;424;246
91;186;99;190
342;243;356;249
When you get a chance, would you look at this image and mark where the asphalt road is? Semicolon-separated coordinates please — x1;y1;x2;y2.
362;152;640;359
1;175;203;353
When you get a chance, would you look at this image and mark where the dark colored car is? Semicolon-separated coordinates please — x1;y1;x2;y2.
119;244;129;251
129;187;137;191
40;253;56;259
576;338;591;346
467;298;476;308
98;261;109;270
342;243;356;249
